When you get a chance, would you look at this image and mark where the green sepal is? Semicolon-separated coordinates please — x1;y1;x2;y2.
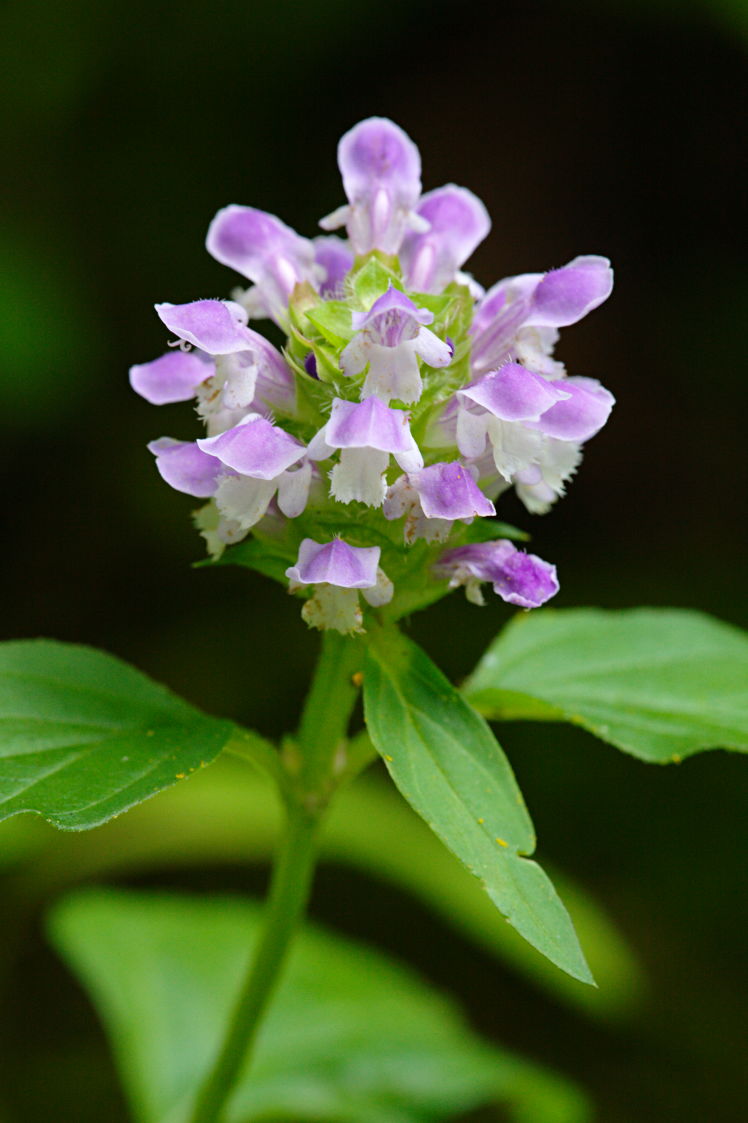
350;253;402;307
304;300;353;347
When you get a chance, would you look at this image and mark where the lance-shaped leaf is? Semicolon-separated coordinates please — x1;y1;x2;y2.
0;640;240;830
48;889;591;1123
464;608;748;764
363;627;593;984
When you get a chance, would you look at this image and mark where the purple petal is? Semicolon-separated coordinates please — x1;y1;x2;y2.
436;540;559;609
526;376;615;440
129;350;211;405
313;236;353;298
401;184;491;293
410;462;495;520
147;438;220;498
471;272;541;340
459;363;570;421
489;546;560;608
197;416;305;478
206;205;316;291
325;396;417;454
155;300;256;355
352;285;433;338
325;118;422;255
528;255;613;327
286;537;380;588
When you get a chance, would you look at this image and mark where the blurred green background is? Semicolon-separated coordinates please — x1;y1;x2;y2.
0;0;746;1119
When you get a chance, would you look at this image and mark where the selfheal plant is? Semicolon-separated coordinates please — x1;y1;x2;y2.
132;117;614;633
2;117;747;1123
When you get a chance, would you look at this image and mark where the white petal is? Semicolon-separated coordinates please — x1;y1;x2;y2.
276;461;312;518
214;475;276;530
301;586;363;634
456;407;489;459
330;448;389;506
361;567;394;606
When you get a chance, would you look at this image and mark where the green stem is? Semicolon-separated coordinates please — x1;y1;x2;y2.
188;805;318;1123
296;630;364;801
187;630;364;1123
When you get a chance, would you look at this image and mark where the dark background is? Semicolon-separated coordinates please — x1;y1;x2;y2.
0;0;746;1120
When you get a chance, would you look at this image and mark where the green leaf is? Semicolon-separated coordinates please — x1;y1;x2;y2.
305;299;353;347
363;627;594;985
460;518;531;544
0;640;236;829
464;608;748;764
48;889;591;1123
204;533;296;583
14;756;641;1018
351;254;401;307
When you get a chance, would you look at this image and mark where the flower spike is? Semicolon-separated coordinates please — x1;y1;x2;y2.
133;116;615;630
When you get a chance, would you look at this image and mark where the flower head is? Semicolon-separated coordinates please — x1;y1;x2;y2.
132;117;615;630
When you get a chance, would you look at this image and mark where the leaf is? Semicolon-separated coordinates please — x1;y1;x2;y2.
351;255;401;307
464;608;748;763
13;754;642;1018
305;300;353;347
0;640;237;829
461;518;530;544
203;534;296;583
48;889;591;1123
363;627;594;984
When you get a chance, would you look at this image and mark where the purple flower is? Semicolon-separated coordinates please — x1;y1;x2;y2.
129;349;212;406
341;286;452;404
206;206;320;324
308;396;423;507
470;255;613;377
384;461;495;543
400;185;491;294
155;300;258;355
435;540;559;608
286;537;393;634
455;363;614;505
147;438;221;498
136;301;296;432
197;415;310;529
313;236;354;299
319;118;426;256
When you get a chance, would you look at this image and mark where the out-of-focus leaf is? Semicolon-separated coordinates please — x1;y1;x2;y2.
12;755;643;1017
465;608;748;763
363;626;593;984
48;889;592;1123
0;640;237;829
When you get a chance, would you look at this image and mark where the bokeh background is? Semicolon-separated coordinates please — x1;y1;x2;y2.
0;0;746;1120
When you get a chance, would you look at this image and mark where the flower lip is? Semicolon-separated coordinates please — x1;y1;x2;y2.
458;363;570;422
155;299;256;355
409;462;495;521
524;376;615;441
527;254;613;328
197;415;305;478
401;183;491;293
436;540;559;609
206;205;316;284
337;117;421;200
147;438;221;498
324;396;419;454
286;537;380;588
129;350;211;405
320;118;424;256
